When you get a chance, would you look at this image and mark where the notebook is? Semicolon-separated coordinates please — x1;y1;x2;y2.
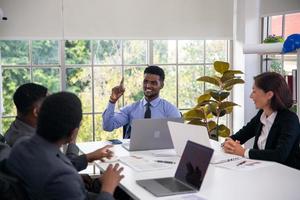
136;140;213;197
122;118;183;151
167;121;241;164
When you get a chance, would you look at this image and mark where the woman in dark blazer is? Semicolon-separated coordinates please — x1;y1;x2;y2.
224;72;300;169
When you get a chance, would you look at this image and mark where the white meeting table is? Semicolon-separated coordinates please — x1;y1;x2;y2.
77;140;300;200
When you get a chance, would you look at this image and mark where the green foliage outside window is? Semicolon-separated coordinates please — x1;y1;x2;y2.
1;39;229;142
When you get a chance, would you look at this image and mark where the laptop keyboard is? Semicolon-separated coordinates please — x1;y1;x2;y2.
155;178;193;192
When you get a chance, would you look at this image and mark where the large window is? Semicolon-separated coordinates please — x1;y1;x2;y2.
1;39;229;142
262;12;300;112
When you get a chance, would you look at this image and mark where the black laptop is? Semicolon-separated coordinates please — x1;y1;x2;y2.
136;140;213;197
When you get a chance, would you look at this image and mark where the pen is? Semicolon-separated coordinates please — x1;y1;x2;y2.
236;160;246;166
155;160;176;164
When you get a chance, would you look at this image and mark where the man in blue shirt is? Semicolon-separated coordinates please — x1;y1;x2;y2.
102;65;181;138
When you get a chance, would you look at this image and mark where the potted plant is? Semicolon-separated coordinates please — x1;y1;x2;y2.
183;61;244;141
263;34;284;43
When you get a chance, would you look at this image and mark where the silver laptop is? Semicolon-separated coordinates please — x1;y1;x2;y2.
168;121;241;164
122;118;183;151
136;140;213;197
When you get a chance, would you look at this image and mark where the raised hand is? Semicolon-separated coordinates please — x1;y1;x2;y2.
100;163;124;194
110;77;125;103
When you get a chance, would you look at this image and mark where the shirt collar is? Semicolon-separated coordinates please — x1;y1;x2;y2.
15;117;36;134
142;96;161;107
260;111;277;125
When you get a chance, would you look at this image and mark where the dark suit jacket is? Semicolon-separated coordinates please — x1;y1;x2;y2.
4;118;87;171
6;135;114;200
231;109;300;169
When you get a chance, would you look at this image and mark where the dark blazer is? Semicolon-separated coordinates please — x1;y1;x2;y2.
231;109;300;169
7;135;114;200
4;118;87;171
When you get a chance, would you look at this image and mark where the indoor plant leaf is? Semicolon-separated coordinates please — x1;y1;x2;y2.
214;61;229;74
219;101;238;110
183;109;206;120
188;119;206;126
207;121;217;132
210;90;230;101
197;93;211;104
197;76;220;87
223;79;245;90
221;70;243;82
217;124;231;137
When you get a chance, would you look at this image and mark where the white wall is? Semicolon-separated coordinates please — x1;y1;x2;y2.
232;0;261;148
0;0;234;39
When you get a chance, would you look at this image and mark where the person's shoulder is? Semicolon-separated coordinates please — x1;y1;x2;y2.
159;98;176;107
278;109;299;120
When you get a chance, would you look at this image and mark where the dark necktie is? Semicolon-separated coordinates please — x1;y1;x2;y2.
144;102;151;118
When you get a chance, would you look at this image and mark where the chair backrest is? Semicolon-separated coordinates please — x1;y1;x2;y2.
0;159;29;200
0;134;5;143
123;124;131;139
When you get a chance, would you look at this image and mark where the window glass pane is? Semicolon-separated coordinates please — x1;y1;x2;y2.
32;68;60;93
270;15;283;36
94;67;122;112
66;67;92;113
65;40;91;65
205;65;219;90
2;117;15;134
2;68;30;116
77;114;93;142
178;40;204;64
206;40;227;63
93;40;122;65
123;40;147;65
124;66;146;105
153;40;176;64
0;41;29;65
159;65;176;106
263;55;283;73
178;65;204;109
95;115;122;141
32;40;59;64
285;12;300;38
283;55;297;73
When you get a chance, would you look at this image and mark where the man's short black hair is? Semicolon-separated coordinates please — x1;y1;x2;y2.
13;83;48;115
37;92;82;143
144;65;165;82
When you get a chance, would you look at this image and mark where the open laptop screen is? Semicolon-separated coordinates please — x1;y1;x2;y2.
175;140;214;190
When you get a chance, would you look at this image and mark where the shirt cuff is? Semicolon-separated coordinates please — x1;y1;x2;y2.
107;101;116;109
244;149;250;158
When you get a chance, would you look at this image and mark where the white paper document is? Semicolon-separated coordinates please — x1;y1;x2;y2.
215;158;274;171
119;155;174;172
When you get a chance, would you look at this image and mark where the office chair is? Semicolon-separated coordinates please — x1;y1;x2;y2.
0;134;5;143
123;124;131;139
0;159;29;200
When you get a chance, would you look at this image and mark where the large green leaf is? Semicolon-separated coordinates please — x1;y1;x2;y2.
207;121;217;132
183;109;205;120
188;119;206;126
210;90;230;101
223;79;245;90
214;61;229;74
219;101;238;110
217;124;230;137
221;70;243;82
197;76;220;87
197;93;211;104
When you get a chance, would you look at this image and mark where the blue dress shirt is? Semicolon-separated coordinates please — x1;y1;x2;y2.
102;97;181;138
